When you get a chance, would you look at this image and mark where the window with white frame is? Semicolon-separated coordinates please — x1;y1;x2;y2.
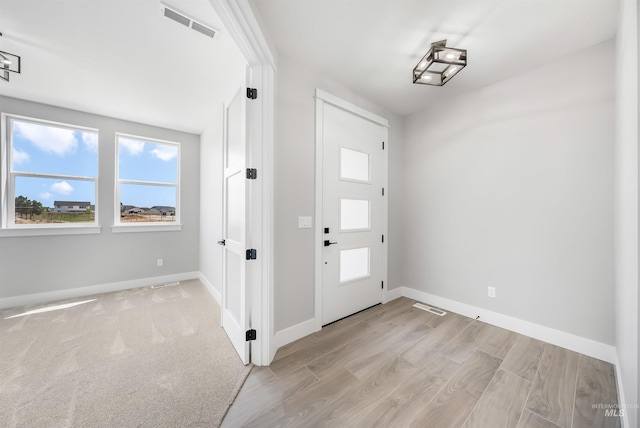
1;114;98;228
115;134;179;225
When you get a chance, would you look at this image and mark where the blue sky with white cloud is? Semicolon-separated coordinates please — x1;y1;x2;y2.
12;120;178;208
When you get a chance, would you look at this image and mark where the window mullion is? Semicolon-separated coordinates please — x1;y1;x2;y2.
13;172;97;182
8;115;98;135
7;173;15;227
118;179;176;187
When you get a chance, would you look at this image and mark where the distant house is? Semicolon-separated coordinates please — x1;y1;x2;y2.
149;206;175;215
53;201;92;213
127;208;143;214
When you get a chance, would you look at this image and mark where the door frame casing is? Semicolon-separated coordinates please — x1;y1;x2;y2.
314;89;390;331
209;0;275;365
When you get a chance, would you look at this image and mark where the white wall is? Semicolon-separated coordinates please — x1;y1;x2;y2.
274;54;404;333
614;0;639;426
0;96;200;302
402;40;616;345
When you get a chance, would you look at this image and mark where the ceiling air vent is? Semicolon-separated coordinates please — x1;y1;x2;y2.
191;21;216;39
161;4;217;39
163;7;190;27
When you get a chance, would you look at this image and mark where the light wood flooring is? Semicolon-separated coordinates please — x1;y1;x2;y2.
222;297;620;428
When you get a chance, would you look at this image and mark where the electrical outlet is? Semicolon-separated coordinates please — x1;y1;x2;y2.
488;287;496;298
157;259;163;267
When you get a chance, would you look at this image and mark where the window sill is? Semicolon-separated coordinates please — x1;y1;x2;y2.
0;225;102;237
111;224;182;233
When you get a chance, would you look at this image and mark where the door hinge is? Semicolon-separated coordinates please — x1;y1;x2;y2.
381;281;384;289
246;249;257;260
382;187;385;196
246;88;258;99
382;141;385;150
246;329;257;341
382;235;384;243
246;168;257;179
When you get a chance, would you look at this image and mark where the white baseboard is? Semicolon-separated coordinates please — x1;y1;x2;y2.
400;286;616;364
274;318;319;349
272;286;616;367
612;352;631;428
275;289;401;352
0;271;200;309
384;287;403;303
198;273;221;305
275;288;402;351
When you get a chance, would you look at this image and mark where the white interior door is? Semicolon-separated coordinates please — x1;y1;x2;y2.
321;102;388;325
221;82;250;364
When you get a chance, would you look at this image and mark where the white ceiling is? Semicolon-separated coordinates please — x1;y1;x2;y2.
0;0;247;134
249;0;620;117
0;0;620;130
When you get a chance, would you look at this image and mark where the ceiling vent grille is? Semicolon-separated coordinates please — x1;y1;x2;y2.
163;7;190;26
161;4;217;39
191;21;216;39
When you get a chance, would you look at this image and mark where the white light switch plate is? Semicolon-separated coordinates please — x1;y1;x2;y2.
298;216;312;228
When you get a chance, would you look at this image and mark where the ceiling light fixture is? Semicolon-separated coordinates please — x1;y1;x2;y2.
0;50;20;82
0;32;21;82
413;39;467;86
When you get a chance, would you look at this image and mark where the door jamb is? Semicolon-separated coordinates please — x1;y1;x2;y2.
209;0;275;365
314;89;390;331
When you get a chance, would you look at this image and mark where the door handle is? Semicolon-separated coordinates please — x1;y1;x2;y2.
324;240;338;247
217;240;226;246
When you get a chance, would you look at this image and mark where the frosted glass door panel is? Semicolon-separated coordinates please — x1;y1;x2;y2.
340;147;370;182
226;172;243;242
340;247;370;283
341;199;370;231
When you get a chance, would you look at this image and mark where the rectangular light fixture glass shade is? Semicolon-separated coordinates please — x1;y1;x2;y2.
0;50;21;82
413;40;466;86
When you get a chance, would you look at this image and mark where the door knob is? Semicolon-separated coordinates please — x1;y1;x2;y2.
217;240;226;246
324;240;338;247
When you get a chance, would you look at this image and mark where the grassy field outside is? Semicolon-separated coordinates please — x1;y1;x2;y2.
15;212;95;224
14;212;176;224
120;213;176;223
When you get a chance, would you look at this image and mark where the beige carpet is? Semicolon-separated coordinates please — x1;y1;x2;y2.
0;279;251;428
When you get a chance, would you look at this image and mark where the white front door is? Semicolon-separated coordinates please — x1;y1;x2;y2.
320;97;388;325
221;82;250;364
